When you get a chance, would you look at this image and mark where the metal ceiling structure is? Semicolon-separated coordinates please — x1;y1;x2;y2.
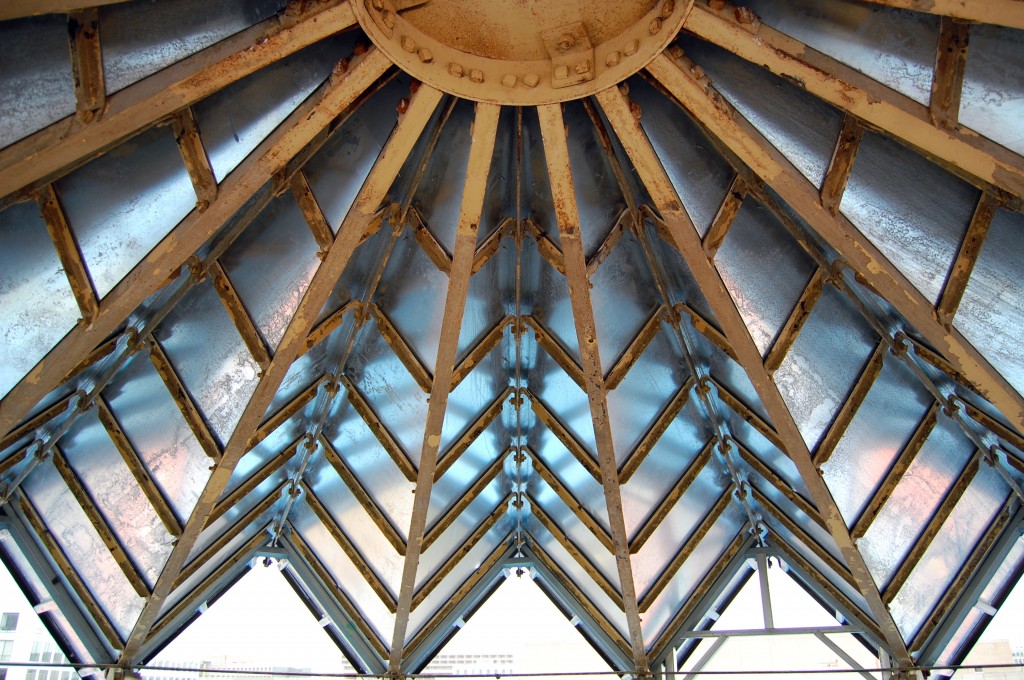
1;0;1023;677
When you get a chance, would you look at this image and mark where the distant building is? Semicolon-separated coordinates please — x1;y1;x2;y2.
0;604;79;680
958;640;1024;680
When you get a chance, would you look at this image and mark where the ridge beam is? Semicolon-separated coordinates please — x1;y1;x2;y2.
596;81;913;666
387;102;500;675
537;102;650;675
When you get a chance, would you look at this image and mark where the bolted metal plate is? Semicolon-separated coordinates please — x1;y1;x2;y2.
355;0;692;105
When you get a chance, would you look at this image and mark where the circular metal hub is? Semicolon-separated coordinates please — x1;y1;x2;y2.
355;0;692;105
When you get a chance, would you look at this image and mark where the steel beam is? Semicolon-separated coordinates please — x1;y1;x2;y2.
0;47;390;441
859;0;1024;30
115;73;439;664
537;101;650;674
598;80;914;665
387;101;500;674
0;2;357;200
682;4;1024;201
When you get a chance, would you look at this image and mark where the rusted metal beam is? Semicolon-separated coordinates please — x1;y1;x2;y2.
146;336;222;460
538;102;648;672
0;3;358;200
620;376;696;484
305;300;360;355
820;116;864;217
0;46;389;442
0;1;130;19
674;301;736;362
860;0;1024;30
67;9;105;124
339;374;417;482
527;392;601;483
290;170;334;258
409;208;453;274
319;434;406;555
630;439;714;554
764;268;828;373
528;447;614;552
702;175;745;257
654;45;1024;453
883;452;982;603
451;315;514;391
0;397;71;454
523;218;565;275
175;485;282;589
253;376;325;447
522;315;585;390
36;184;99;325
930;18;971;130
288;527;390;660
369;302;433;392
852;403;940;540
116;74;439;665
586;210;632;276
530;499;621;606
605;305;666;391
936;192;997;327
301;481;397;611
639;487;733;613
388;102;500;675
17;493;123;649
472;217;514;274
434;387;514;481
815;341;887;466
423;453;506;552
682;5;1024;201
733;439;824;531
412;499;508;609
50;445;151;597
172;107;218;210
210;261;272;372
599;78;914;664
962;401;1024;455
208;438;300;525
95;395;182;537
709;377;786;453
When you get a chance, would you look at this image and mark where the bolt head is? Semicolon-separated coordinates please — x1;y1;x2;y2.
662;0;676;17
401;35;416;52
469;68;485;83
501;73;517;88
448;62;464;77
649;16;663;34
382;8;396;28
605;50;621;67
624;39;639;56
417;47;433;63
522;73;540;88
554;64;569;80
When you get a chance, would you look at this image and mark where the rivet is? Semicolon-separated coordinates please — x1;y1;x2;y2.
554;64;569;80
605;51;621;67
624;39;639;56
401;35;416;52
382;9;396;28
667;44;684;59
418;47;433;63
557;33;575;52
618;83;630;95
649;17;663;34
662;0;676;17
449;62;464;78
522;73;540;88
574;61;590;75
629;100;642;120
469;68;484;83
502;73;517;88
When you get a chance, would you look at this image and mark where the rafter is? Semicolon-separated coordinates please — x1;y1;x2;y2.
339;375;417;482
36;184;99;325
650;46;1024;469
172;107;218;210
146;336;222;461
369;302;433;392
210;261;272;372
702;175;745;257
527;391;601;483
387;101;499;674
305;300;360;354
0;2;358;201
764;267;828;373
930;18;971;130
936;192;997;327
115;71;437;664
538;102;648;673
682;4;1024;202
605;305;666;391
433;387;514;480
67;8;105;124
820;115;864;216
815;341;887;465
620;376;696;483
0;47;390;441
598;79;914;663
528;448;614;552
522;315;586;389
409;208;453;274
208;438;300;525
290;170;334;258
859;0;1024;30
451;315;514;390
423;452;506;552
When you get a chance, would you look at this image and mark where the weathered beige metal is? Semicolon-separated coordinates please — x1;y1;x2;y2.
354;0;693;104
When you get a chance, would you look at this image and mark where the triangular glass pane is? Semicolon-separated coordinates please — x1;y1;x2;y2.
680;556;879;680
421;569;613;678
145;561;353;676
0;561;82;680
